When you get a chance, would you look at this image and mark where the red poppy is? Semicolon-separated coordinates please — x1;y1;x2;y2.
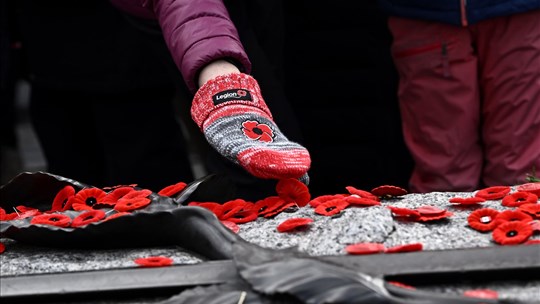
387;206;420;218
519;203;540;218
308;194;346;208
463;289;498;299
345;186;379;201
448;197;486;205
529;220;540;232
277;218;314;233
225;209;258;224
220;199;252;220
344;195;381;207
189;202;224;218
30;213;72;228
276;178;311;207
70;188;107;211
345;242;386;255
525;239;540;245
14;208;41;220
415;206;446;216
71;210;106;227
114;197;151;212
241;120;273;142
221;220;240;233
475;186;511;200
101;187;136;206
371;185;408;198
416;211;453;222
492;221;533;245
387;281;415;290
468;208;501;232
385;243;423;254
252;196;287;216
501;191;538;207
50;185;76;211
0;207;17;221
0;242;4;254
263;202;297;218
314;198;349;216
495;210;533;223
517;182;540;196
158;182;187;197
103;212;130;222
134;256;173;267
122;189;152;200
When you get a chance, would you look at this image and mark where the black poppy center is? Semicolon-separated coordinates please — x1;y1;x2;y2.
516;198;525;202
252;127;263;135
325;206;336;212
86;197;97;206
62;199;69;208
50;217;59;222
83;215;94;221
506;230;518;237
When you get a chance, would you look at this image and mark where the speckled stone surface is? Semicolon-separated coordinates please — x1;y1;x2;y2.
1;187;539;302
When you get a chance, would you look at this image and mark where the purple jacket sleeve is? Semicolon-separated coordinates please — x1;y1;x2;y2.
110;0;252;93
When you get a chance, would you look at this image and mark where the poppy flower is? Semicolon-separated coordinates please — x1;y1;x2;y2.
475;186;511;200
415;206;446;216
103;212;130;222
114;197;151;212
14;208;41;220
416;211;453;222
345;186;379;201
529;220;540;232
385;243;423;253
220;199;252;220
71;210;106;227
519;203;540;218
501;191;538;207
468;208;501;232
70;188;107;211
387;206;420;218
308;194;346;208
0;242;4;254
101;187;136;206
371;185;407;198
345;242;386;255
158;182;187;197
276;178;311;207
30;213;72;228
242;120;273;142
277;218;313;233
263;202;297;218
463;289;498;299
314;198;349;216
50;185;76;211
0;207;17;221
221;220;240;233
387;281;415;290
134;256;173;267
344;195;381;207
517;182;540;196
448;197;486;205
225;209;258;224
252;196;287;216
492;221;533;245
495;210;533;223
121;189;152;200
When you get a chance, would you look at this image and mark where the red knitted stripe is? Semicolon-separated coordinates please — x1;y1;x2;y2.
203;105;270;128
191;73;272;128
237;148;311;179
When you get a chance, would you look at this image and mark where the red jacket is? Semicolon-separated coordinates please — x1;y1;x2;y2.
109;0;251;93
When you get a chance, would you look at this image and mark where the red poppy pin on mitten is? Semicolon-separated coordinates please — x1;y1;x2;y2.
191;73;311;180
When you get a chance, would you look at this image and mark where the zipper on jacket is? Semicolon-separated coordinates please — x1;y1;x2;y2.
441;42;451;77
460;0;468;27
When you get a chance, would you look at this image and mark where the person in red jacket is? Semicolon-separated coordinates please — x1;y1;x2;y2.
377;1;540;192
109;0;311;185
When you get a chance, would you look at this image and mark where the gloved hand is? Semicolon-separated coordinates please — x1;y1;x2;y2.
191;73;311;182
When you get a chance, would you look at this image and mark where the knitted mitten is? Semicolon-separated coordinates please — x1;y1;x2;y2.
191;73;311;180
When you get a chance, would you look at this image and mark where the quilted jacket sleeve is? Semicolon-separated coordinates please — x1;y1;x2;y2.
150;0;251;93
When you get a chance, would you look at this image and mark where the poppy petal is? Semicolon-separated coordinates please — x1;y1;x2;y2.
134;256;173;267
276;178;311;207
385;243;423;253
463;289;499;299
30;213;72;228
501;191;538;207
371;185;408;198
345;243;386;255
277;218;313;233
449;197;486;205
71;210;106;228
468;208;501;232
475;186;511;200
492;221;533;245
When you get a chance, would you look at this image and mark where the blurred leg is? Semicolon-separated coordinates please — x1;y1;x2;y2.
476;11;540;186
388;17;482;192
